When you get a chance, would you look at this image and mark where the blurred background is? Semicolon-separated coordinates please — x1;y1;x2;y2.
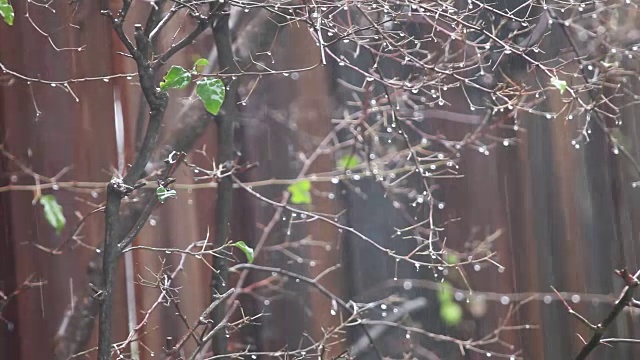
3;0;640;359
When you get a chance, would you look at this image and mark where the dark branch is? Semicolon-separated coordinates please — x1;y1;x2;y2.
96;180;124;360
574;269;640;360
153;12;218;70
143;0;168;38
209;10;239;356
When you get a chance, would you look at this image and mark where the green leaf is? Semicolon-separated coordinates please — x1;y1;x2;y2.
196;78;225;115
0;0;14;26
160;65;191;91
287;179;312;205
338;154;361;170
437;281;454;303
192;58;209;73
550;77;567;94
437;281;463;326
156;186;177;203
39;195;65;234
440;301;463;326
233;241;254;263
446;252;459;265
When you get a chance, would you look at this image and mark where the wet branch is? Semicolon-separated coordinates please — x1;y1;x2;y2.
556;269;640;360
209;10;240;356
95;3;215;359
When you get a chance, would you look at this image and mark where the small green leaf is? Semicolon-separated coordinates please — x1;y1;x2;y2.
39;195;65;234
0;0;13;26
446;252;459;265
156;186;177;203
196;78;225;115
440;301;463;326
287;179;312;205
437;281;463;326
437;281;454;303
160;65;191;91
233;241;254;263
338;154;361;170
192;58;209;73
550;77;567;94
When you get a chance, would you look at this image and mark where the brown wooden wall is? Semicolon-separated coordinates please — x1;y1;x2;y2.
3;1;640;360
